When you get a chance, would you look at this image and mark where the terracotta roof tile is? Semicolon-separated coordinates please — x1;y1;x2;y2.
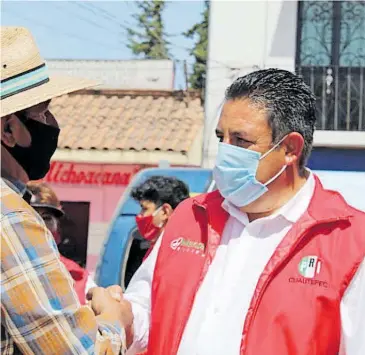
50;90;203;153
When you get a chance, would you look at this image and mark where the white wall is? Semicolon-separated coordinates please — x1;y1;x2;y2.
203;0;299;167
48;59;175;90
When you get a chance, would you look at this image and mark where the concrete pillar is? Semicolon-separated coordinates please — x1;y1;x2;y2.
203;0;299;168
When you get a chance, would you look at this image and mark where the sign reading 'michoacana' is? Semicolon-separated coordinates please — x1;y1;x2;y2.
44;161;142;186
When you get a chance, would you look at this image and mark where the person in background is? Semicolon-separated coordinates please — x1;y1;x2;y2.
121;176;189;353
27;181;97;304
131;176;190;261
1;26;130;354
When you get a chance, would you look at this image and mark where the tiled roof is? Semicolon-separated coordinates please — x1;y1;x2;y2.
50;90;204;153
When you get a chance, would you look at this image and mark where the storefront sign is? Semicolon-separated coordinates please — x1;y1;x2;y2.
44;161;142;186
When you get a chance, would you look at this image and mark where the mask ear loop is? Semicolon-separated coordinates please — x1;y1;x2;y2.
260;135;288;186
260;135;288;160
264;164;287;186
152;205;163;216
152;205;165;228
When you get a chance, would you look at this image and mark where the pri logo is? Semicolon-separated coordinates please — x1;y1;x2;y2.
298;256;322;279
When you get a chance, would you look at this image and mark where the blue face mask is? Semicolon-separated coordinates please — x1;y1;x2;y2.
213;137;287;207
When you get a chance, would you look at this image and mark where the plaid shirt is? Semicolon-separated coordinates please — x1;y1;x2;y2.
1;178;126;354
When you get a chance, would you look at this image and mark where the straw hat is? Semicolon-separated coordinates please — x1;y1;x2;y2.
1;27;97;117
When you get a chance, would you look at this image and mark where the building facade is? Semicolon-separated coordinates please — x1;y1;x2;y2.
204;0;365;167
45;89;203;273
48;59;175;90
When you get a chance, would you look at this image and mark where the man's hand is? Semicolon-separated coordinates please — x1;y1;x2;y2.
106;285;124;302
86;287;121;315
86;287;133;329
104;285;135;348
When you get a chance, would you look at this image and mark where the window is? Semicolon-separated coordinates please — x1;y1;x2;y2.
296;1;365;131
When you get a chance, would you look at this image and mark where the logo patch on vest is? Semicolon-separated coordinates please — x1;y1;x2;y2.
288;255;328;288
170;237;205;256
298;256;321;278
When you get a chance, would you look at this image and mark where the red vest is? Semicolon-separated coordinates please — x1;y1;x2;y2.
60;255;88;305
148;177;365;355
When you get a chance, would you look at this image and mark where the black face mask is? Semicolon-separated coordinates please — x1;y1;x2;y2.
2;118;60;180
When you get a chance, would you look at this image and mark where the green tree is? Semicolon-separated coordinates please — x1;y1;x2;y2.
127;0;170;59
183;1;210;90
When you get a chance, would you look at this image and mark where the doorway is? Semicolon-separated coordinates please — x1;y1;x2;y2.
58;201;90;268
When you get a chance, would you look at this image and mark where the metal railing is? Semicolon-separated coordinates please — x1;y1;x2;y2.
296;66;365;131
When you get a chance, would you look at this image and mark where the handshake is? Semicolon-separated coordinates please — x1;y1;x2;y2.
87;286;134;344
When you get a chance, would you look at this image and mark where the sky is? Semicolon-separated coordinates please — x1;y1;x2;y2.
1;0;205;89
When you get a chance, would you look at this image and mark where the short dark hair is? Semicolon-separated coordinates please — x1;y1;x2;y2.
225;68;317;173
131;176;190;210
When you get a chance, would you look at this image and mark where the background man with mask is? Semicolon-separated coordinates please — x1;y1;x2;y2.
123;175;189;286
113;69;365;355
132;176;190;261
1;27;131;354
124;176;189;352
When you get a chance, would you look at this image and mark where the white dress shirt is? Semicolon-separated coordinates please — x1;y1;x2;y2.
125;174;365;355
85;275;97;295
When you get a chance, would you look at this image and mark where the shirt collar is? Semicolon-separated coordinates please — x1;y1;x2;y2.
2;176;26;195
1;173;32;202
222;171;315;226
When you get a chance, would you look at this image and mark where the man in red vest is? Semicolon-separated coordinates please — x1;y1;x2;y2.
117;69;365;355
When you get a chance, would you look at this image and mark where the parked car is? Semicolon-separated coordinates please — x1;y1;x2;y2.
95;167;365;288
95;167;214;288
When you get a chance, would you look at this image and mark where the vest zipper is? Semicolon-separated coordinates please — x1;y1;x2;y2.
175;203;212;352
